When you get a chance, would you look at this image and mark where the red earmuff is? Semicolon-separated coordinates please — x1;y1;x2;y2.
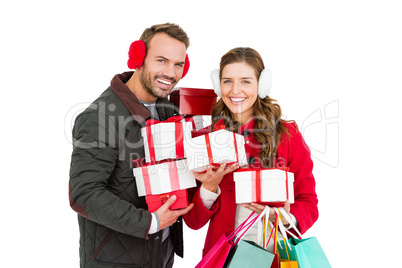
182;54;190;78
127;40;146;69
127;40;190;78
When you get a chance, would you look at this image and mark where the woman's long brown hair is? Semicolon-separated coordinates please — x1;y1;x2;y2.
211;47;293;168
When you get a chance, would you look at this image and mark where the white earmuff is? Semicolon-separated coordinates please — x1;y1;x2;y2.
257;69;272;99
210;69;221;97
210;68;272;99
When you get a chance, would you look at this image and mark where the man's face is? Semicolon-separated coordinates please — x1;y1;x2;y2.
139;33;187;99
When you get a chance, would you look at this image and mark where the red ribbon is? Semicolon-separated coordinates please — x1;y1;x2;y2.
132;158;185;168
204;131;239;167
184;116;196;130
141;166;152;196
145;116;185;162
233;133;239;163
285;170;289;201
213;124;226;132
205;133;215;166
140;160;182;195
145;115;184;126
146;127;156;163
240;167;289;203
251;170;262;202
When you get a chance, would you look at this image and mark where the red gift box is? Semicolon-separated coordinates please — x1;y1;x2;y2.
169;87;217;115
145;189;189;212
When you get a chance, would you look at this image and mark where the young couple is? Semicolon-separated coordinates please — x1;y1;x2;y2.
69;22;318;268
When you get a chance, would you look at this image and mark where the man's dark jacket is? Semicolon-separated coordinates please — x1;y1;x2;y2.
69;72;183;267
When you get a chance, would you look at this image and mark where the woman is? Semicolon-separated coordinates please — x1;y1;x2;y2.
183;47;318;255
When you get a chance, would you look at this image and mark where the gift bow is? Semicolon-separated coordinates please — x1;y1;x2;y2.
146;115;184;126
159;193;171;203
145;116;185;163
213;124;226;132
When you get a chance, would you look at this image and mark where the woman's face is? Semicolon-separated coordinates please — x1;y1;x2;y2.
220;62;258;125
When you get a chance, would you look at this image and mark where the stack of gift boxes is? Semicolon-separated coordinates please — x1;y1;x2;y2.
133;87;296;212
132;87;219;212
133;115;196;212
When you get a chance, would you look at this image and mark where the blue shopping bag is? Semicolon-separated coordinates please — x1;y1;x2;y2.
225;239;275;267
278;237;331;268
197;207;271;268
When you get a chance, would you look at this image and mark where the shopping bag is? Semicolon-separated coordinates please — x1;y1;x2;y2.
274;207;331;268
224;206;274;267
225;239;275;267
278;237;331;268
268;209;298;268
195;233;233;268
196;207;270;268
280;258;299;268
270;253;298;268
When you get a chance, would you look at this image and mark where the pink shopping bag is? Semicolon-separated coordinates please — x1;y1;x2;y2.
195;207;270;268
195;233;234;268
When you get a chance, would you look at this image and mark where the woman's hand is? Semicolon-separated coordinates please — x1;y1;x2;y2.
241;200;292;227
192;163;239;193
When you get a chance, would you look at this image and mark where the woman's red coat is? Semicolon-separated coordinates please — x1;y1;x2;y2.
183;119;319;256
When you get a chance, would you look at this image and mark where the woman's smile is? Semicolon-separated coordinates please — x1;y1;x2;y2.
221;62;258;124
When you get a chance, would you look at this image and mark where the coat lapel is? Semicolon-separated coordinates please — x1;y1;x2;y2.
110;71;176;124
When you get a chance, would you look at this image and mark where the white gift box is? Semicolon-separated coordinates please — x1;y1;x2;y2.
184;129;248;172
141;120;193;162
233;168;295;204
182;115;211;131
133;159;196;196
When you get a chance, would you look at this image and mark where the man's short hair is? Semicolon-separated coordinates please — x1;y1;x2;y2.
140;23;190;51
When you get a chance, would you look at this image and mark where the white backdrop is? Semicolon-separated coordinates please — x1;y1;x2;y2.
1;0;401;267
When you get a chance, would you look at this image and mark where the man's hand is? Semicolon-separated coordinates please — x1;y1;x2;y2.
155;195;194;230
192;163;239;193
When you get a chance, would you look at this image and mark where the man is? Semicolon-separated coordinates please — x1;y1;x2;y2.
69;23;193;268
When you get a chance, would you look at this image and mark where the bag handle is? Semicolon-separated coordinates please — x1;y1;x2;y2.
233;206;270;245
227;211;256;241
276;209;293;257
276;207;302;239
267;211;280;254
274;206;307;255
264;214;277;250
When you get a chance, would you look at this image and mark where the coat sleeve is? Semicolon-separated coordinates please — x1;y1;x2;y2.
285;123;319;235
182;183;220;230
69;111;152;239
182;125;220;229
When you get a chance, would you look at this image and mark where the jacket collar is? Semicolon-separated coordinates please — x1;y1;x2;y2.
110;72;172;125
238;118;255;133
